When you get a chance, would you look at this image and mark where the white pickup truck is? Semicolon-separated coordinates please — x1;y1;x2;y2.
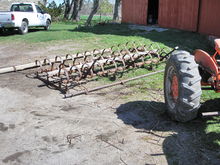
0;3;51;34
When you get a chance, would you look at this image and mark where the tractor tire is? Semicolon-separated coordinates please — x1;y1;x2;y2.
164;51;202;122
19;21;28;35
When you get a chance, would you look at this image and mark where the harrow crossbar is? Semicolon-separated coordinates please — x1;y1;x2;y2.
34;42;175;96
65;70;165;98
0;48;112;74
16;41;176;97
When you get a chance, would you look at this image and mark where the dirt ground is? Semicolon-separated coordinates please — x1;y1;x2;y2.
0;43;220;165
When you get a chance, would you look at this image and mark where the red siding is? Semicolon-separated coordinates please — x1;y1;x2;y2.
158;0;199;31
122;0;148;25
198;0;220;37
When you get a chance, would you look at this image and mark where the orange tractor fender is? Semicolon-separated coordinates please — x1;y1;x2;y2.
193;49;218;76
193;39;220;92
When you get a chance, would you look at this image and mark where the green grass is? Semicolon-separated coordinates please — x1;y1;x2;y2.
80;15;112;21
0;21;219;149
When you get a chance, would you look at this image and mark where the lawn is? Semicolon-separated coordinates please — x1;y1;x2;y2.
0;21;219;148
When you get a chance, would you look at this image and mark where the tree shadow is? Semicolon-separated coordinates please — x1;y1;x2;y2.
73;23;213;53
115;99;220;165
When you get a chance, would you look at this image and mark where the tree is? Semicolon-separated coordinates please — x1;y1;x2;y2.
98;0;113;21
64;0;84;21
42;0;47;6
86;0;99;26
48;1;57;9
39;1;62;20
113;0;121;21
64;0;73;19
71;0;84;21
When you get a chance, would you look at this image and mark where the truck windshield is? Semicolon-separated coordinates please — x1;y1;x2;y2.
10;4;33;12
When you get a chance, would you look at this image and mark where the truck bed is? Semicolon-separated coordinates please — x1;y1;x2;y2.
0;12;12;22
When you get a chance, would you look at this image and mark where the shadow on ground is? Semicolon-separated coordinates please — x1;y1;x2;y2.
73;23;213;53
0;28;48;36
116;99;220;165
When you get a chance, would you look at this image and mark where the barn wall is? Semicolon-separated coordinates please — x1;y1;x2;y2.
122;0;148;25
158;0;200;31
198;0;220;37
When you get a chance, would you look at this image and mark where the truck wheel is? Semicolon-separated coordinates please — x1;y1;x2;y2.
164;51;202;122
19;21;28;35
44;20;51;30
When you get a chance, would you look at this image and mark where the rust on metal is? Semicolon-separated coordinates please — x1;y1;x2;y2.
33;42;175;97
65;70;165;98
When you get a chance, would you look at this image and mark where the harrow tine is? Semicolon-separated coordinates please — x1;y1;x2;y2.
32;42;176;97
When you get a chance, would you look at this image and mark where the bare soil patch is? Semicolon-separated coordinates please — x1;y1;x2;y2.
0;42;219;165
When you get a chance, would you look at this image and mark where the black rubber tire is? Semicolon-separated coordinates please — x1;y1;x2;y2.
44;19;51;30
164;51;202;122
19;21;28;34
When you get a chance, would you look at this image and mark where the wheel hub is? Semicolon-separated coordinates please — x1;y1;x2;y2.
171;74;179;102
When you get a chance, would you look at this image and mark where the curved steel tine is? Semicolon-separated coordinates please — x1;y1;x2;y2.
72;56;78;65
66;54;72;60
76;52;80;58
44;58;52;66
153;42;160;53
97;61;105;74
59;64;70;80
112;58;118;71
124;42;132;55
111;45;116;53
58;63;64;77
55;56;63;64
73;52;81;65
35;60;43;73
151;43;161;58
92;49;98;59
111;50;118;57
132;41;140;53
83;62;94;77
93;49;100;57
83;51;90;62
75;66;82;80
119;56;126;68
63;68;70;84
156;42;161;51
116;43;124;56
100;49;106;60
108;46;113;54
80;63;89;78
43;58;52;71
136;41;145;51
81;63;89;72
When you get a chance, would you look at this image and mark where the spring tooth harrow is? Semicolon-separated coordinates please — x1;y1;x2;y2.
34;42;176;97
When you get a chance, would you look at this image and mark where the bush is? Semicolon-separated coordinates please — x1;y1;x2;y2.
39;1;63;21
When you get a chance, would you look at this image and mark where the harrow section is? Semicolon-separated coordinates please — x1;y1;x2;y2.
34;42;176;97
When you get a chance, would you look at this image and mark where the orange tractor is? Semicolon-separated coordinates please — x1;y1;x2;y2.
164;39;220;122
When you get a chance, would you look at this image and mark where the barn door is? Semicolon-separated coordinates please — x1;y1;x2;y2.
147;0;159;24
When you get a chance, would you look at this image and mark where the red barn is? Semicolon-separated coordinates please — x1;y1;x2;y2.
122;0;220;37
